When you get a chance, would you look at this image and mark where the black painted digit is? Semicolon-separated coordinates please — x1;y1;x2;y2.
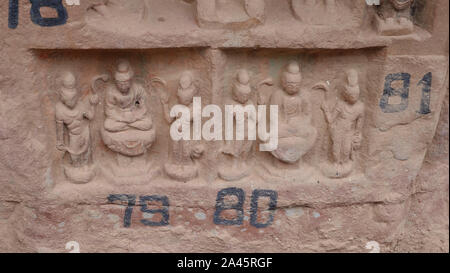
139;195;170;226
418;72;432;115
30;0;68;27
379;73;411;113
213;187;245;226
8;0;19;29
107;194;136;228
250;189;277;228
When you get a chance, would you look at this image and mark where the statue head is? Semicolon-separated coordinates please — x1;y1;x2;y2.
281;61;302;95
342;69;360;104
232;69;252;104
177;71;196;106
114;60;134;94
59;71;79;109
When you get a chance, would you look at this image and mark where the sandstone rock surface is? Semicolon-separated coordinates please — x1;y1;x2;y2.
0;0;448;253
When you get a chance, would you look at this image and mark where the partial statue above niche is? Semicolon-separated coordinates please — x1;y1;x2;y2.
194;0;265;29
55;71;99;184
290;0;364;27
374;0;414;36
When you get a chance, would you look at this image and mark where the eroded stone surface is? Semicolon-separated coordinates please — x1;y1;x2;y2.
0;0;448;253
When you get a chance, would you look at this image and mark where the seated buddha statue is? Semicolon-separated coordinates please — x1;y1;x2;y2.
101;60;155;157
268;61;317;164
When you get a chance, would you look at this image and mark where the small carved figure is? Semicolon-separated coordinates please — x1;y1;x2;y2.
99;60;158;181
314;69;365;178
218;69;272;181
160;71;204;182
265;61;317;166
55;71;98;183
101;60;155;157
375;0;414;36
195;0;265;29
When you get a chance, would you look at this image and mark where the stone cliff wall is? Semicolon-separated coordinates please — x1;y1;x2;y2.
0;0;448;252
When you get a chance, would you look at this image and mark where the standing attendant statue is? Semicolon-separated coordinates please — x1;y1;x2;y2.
218;69;273;181
314;69;365;178
160;71;204;182
55;71;98;183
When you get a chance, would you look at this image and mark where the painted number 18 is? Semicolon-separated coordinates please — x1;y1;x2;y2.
8;0;68;29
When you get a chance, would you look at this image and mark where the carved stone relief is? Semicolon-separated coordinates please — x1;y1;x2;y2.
159;71;205;181
55;71;98;183
217;69;272;181
40;45;445;188
83;0;430;41
375;0;414;35
314;69;365;178
0;0;447;253
98;60;158;182
263;61;317;176
42;52;374;185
